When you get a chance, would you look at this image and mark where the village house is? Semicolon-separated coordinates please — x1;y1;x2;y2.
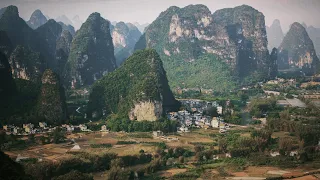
61;124;74;132
153;130;164;137
264;90;281;96
23;124;34;134
177;126;190;133
100;125;109;132
211;117;220;128
39;122;47;128
3;125;8;131
217;106;223;115
13;127;20;135
79;124;90;132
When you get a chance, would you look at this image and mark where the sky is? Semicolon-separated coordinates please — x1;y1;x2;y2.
0;0;319;32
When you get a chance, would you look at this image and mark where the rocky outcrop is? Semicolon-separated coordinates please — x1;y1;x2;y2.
278;22;319;75
112;22;142;65
27;9;47;29
135;4;272;89
37;69;67;125
65;12;116;88
129;101;163;121
267;19;284;50
87;49;180;120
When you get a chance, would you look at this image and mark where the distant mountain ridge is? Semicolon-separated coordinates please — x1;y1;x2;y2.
27;9;47;29
267;19;284;51
111;22;142;65
55;15;73;26
133;22;150;33
72;15;83;30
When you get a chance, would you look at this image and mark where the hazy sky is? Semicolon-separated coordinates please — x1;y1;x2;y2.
0;0;319;32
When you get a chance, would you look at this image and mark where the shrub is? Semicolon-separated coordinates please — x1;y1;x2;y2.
116;141;137;145
230;148;251;158
52;170;93;180
90;143;112;148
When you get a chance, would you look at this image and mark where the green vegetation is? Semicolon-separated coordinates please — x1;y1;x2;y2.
87;49;179;118
165;54;237;92
37;69;67;125
106;115;178;133
116;141;137;145
52;170;93;180
2;79;41;125
0;151;32;180
23;151;153;180
1;69;67;126
248;97;282;118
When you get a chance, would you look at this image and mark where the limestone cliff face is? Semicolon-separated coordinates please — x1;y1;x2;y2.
129;101;163;121
87;49;180;120
65;12;116;88
111;22;142;65
212;5;270;78
27;9;48;29
9;45;43;81
278;22;319;75
135;4;272;88
37;69;67;125
267;19;284;51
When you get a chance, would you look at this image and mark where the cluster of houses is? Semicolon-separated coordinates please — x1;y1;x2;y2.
2;122;92;135
168;100;230;133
